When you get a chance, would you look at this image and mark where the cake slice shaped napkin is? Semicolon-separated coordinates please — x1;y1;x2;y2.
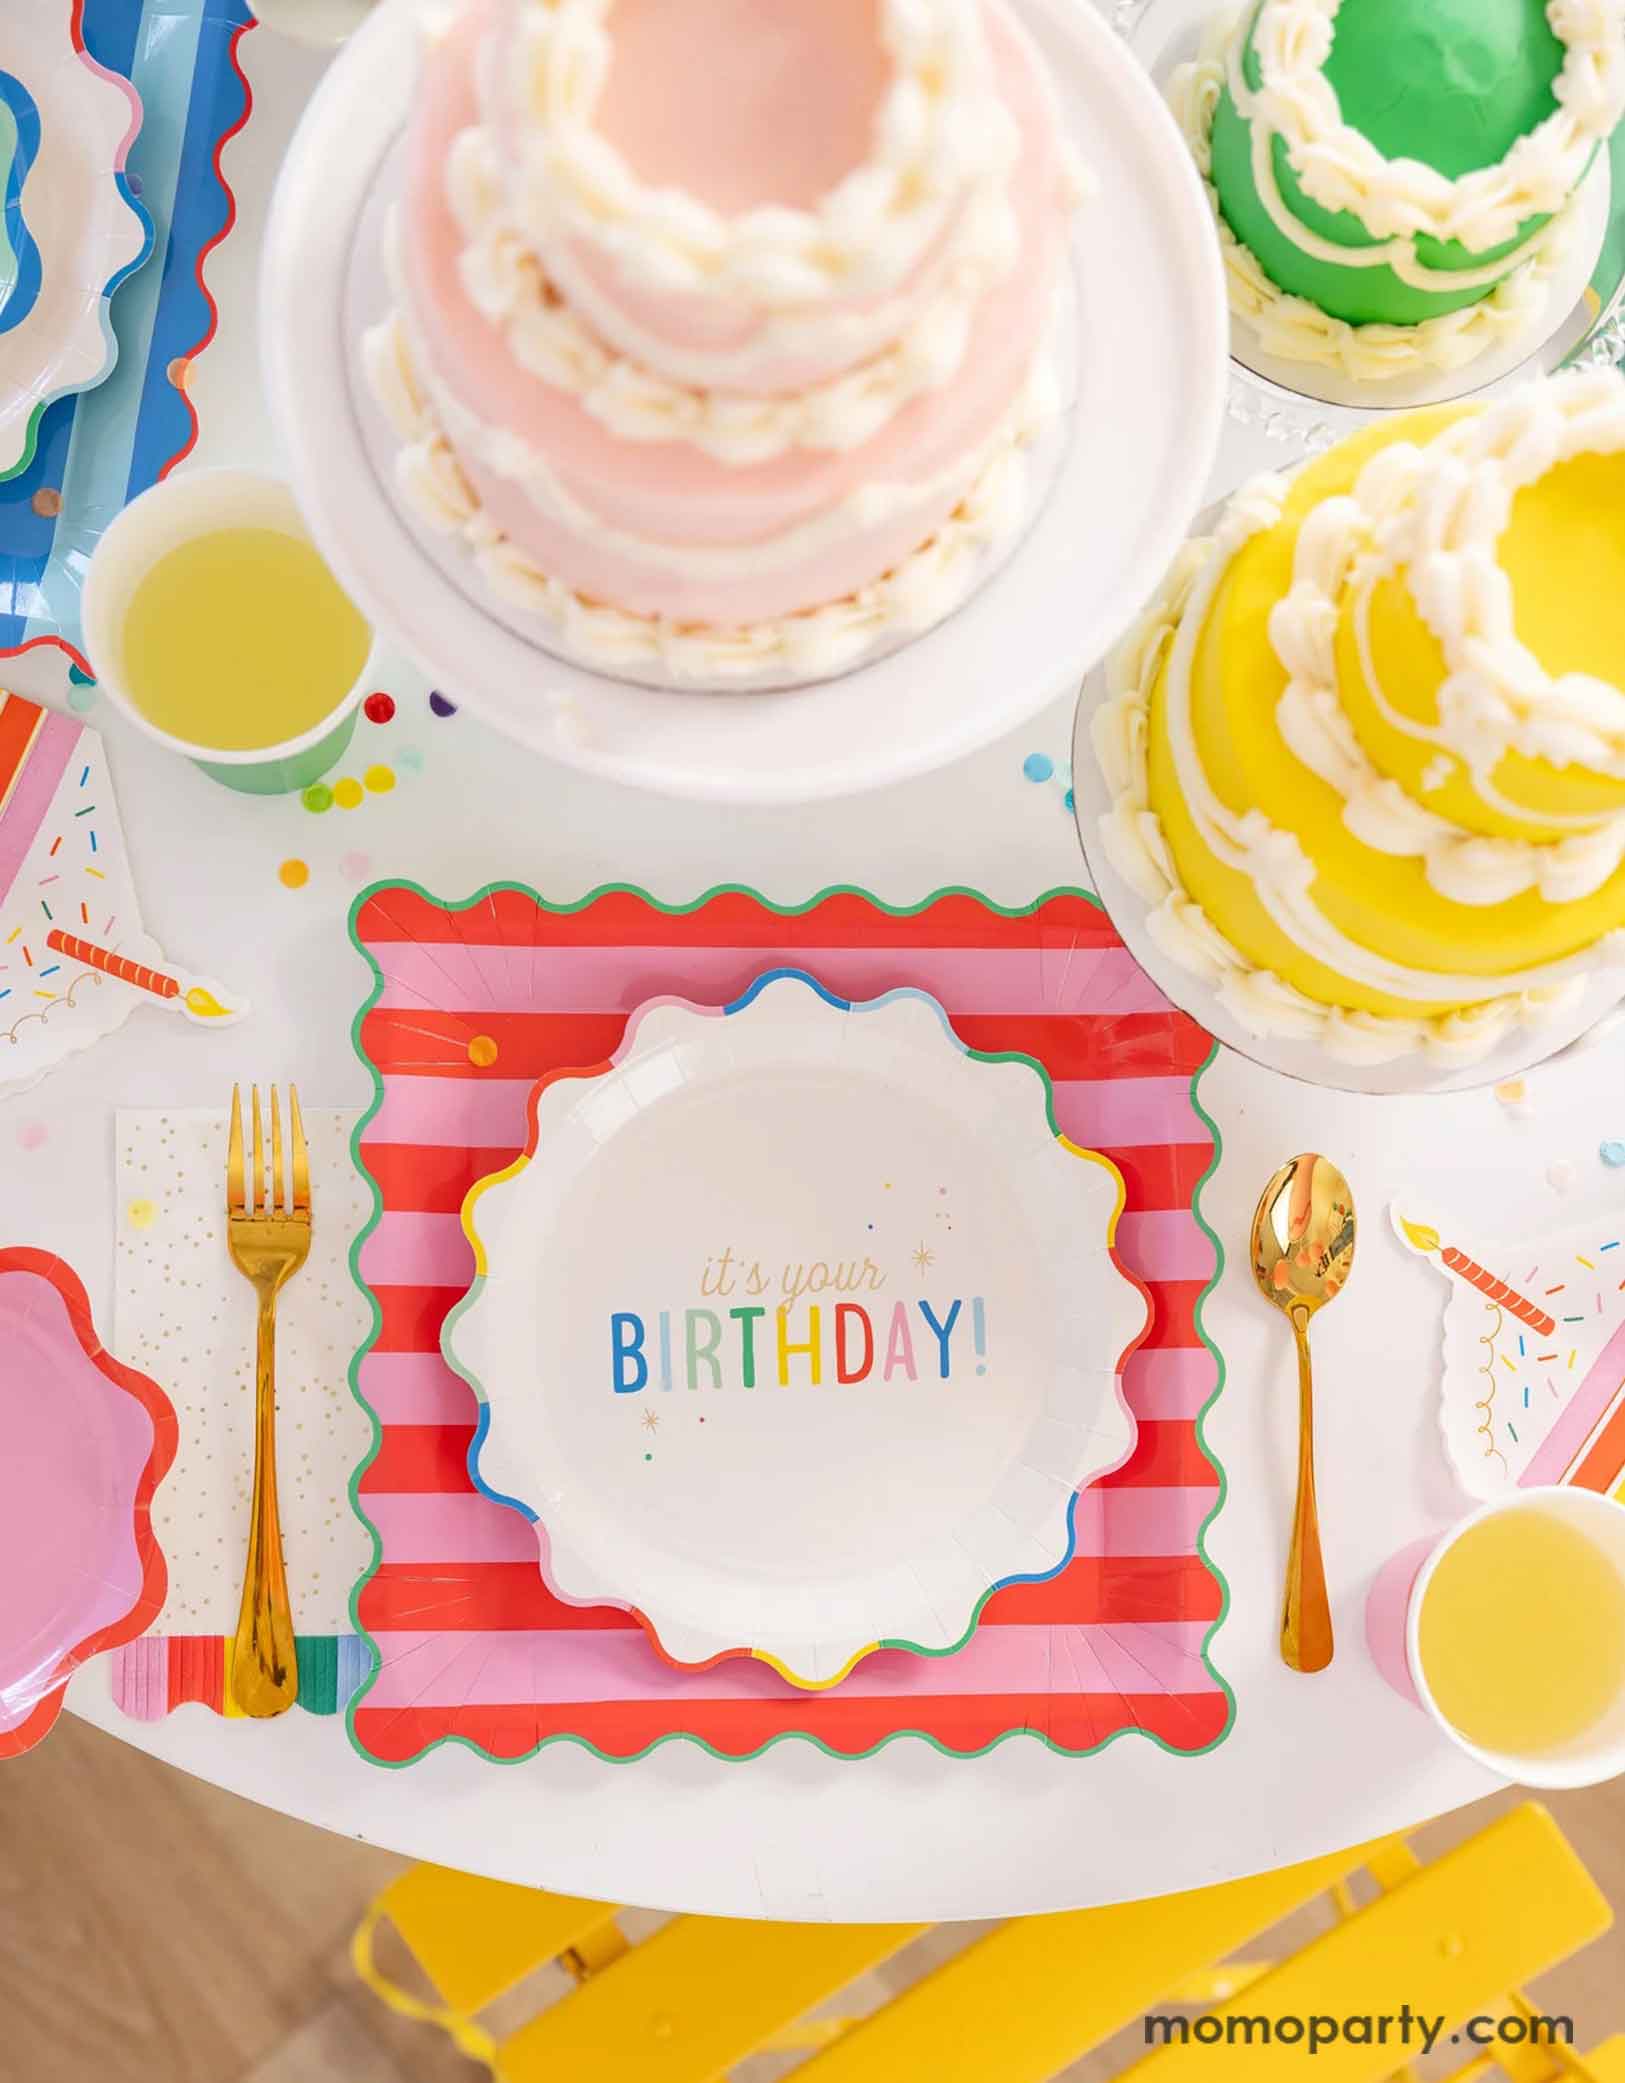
0;695;243;1097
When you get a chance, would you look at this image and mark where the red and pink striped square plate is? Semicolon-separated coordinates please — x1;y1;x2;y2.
346;883;1233;1765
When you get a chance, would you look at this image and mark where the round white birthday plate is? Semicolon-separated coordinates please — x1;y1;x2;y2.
0;5;153;481
443;971;1149;1690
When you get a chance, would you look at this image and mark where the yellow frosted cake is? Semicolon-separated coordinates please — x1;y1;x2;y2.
1092;367;1625;1067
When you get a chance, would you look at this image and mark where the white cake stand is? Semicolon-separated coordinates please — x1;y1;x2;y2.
1129;0;1619;455
260;0;1227;804
1069;656;1625;1100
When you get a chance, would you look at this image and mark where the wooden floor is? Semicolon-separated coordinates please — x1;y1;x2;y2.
3;1716;1623;2083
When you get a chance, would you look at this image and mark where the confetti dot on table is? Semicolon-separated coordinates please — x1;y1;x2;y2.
1064;788;1075;813
1022;752;1055;784
1602;1142;1625;1168
363;690;396;725
644;1453;653;1463
67;679;98;713
167;356;190;389
1548;1159;1577;1193
277;858;310;890
429;691;457;718
395;743;424;775
1494;1079;1527;1107
301;782;334;814
15;1121;47;1152
126;1198;159;1232
364;764;396;794
333;777;364;810
467;1033;500;1069
31;487;61;519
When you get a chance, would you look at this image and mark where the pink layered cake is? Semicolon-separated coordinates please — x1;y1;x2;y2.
364;0;1084;687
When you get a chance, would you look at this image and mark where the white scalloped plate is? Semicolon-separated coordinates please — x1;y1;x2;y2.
442;971;1148;1689
0;4;153;481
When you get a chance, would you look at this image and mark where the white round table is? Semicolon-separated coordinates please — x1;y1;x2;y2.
6;19;1612;1923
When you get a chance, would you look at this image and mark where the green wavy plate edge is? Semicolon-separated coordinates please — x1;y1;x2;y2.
340;878;1237;1770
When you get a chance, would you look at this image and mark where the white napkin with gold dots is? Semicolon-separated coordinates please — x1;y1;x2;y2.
114;1107;374;1636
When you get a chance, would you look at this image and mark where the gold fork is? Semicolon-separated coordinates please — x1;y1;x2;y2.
226;1083;311;1717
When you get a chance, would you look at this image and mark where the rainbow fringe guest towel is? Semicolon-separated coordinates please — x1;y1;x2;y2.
113;1631;373;1719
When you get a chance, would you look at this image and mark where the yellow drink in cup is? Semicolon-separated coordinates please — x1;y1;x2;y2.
1371;1487;1625;1788
1418;1506;1625;1759
82;469;381;794
120;528;371;753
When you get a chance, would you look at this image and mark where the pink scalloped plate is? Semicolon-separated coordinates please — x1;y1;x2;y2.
0;1247;176;1759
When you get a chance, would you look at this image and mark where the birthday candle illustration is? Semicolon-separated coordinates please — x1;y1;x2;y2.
1395;1215;1557;1335
45;930;244;1025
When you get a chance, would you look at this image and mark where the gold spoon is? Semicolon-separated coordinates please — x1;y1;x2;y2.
1250;1154;1356;1675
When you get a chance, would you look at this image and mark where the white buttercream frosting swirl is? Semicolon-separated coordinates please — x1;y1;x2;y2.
386;246;1052;578
494;0;1013;308
441;128;1024;461
1243;0;1625;255
1261;369;1625;903
1088;449;1610;1066
1396;371;1625;770
362;303;1058;688
1169;23;1583;381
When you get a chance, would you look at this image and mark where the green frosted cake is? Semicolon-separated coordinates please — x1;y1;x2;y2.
1171;0;1625;380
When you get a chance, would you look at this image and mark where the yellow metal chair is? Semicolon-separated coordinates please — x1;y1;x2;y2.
354;1802;1621;2083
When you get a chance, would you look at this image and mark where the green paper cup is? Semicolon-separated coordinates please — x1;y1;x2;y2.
80;467;376;795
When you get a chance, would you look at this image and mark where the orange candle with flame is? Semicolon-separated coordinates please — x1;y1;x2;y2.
1398;1218;1556;1335
45;929;235;1022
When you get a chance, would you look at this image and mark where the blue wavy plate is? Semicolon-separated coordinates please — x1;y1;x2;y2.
0;0;254;672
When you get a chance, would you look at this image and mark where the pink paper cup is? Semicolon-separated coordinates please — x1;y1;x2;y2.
1366;1487;1625;1789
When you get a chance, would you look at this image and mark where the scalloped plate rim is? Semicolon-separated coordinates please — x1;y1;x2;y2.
0;9;154;483
0;1246;177;1758
442;968;1151;1690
